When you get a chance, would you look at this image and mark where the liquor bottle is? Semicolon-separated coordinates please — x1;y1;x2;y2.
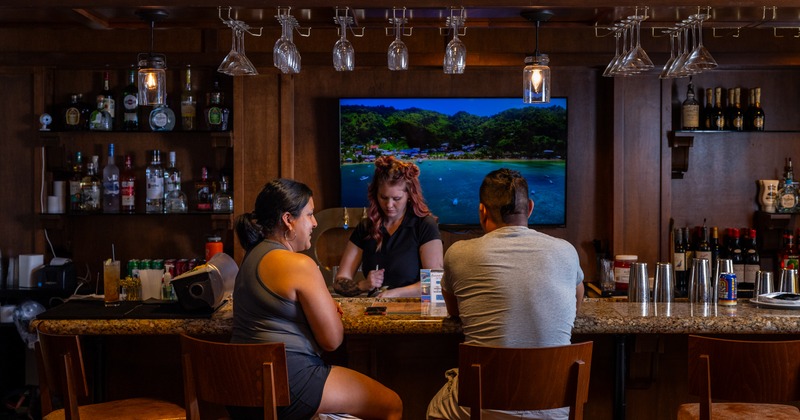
712;87;725;130
742;228;759;296
80;155;101;213
63;94;87;131
102;143;120;213
681;79;700;131
745;88;755;130
68;151;84;212
101;70;116;128
780;231;799;269
694;226;712;263
88;95;112;131
702;88;714;130
710;226;721;272
731;87;744;131
121;67;139;131
120;154;136;214
145;150;165;213
750;87;765;131
212;175;233;213
180;65;196;131
777;158;798;213
149;99;175;132
673;227;687;297
728;228;745;284
205;79;231;131
683;226;694;268
76;94;91;130
163;151;181;201
194;166;213;211
725;87;736;130
164;181;188;213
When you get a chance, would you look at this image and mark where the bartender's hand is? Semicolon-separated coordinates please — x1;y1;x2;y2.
365;268;385;292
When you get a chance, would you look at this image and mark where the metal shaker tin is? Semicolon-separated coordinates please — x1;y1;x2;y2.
718;272;737;305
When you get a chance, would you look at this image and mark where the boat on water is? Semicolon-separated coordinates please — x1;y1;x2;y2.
452;198;458;205
359;176;369;181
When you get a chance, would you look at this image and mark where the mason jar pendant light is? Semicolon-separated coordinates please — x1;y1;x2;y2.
522;11;553;104
136;9;169;107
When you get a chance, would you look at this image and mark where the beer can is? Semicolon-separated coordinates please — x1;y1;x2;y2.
718;272;737;305
176;259;189;276
127;259;139;278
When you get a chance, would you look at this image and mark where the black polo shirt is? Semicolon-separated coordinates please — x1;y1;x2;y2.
349;209;441;289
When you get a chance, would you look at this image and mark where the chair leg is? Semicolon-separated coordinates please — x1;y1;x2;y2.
262;362;278;420
699;355;712;420
182;353;199;420
468;364;482;420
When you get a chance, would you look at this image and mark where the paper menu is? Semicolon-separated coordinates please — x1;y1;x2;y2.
420;269;444;304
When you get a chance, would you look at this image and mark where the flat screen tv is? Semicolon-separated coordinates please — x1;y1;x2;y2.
339;97;568;227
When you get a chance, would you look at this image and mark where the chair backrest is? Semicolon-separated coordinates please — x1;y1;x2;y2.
180;334;290;420
36;331;91;419
687;335;800;405
458;341;593;420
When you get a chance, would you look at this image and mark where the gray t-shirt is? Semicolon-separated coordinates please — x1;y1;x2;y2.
442;225;583;348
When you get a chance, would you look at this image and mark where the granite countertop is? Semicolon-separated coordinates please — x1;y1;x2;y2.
30;297;800;336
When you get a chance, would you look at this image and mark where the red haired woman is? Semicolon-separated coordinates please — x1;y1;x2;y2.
334;156;443;298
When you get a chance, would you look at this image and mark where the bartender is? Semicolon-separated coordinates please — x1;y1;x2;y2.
333;156;443;298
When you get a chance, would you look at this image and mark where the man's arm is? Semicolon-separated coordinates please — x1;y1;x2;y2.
575;282;585;312
442;289;459;318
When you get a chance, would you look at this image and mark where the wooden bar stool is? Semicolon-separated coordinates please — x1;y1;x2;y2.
677;335;800;420
180;334;290;420
458;341;593;420
35;330;185;420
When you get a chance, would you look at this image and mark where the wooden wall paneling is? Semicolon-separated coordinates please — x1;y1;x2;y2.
660;79;674;263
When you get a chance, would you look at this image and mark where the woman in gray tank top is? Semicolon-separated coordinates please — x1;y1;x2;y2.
230;178;403;420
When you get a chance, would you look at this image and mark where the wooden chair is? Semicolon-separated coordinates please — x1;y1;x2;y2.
677;335;800;420
458;341;593;420
35;330;185;420
179;334;290;420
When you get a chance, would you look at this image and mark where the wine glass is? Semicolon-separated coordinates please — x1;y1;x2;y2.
684;13;717;72
667;24;694;78
217;25;241;74
274;15;300;74
387;21;408;71
333;16;355;71
602;27;623;77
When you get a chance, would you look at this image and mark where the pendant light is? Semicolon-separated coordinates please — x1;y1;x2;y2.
136;9;168;107
522;11;553;104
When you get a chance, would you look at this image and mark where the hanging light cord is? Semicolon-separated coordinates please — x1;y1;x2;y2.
534;20;541;58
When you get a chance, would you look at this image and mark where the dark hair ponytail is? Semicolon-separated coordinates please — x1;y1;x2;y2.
234;179;313;251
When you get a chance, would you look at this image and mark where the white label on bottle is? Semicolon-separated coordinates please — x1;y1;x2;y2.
744;264;759;284
152;111;168;128
673;252;686;272
124;94;138;111
147;177;164;199
614;267;630;285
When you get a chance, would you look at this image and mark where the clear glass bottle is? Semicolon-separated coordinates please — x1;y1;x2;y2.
180;65;196;131
121;67;139;131
212;175;233;213
102;143;120;213
120;154;136;214
163;151;181;202
88;95;112;131
165;182;188;213
80;155;101;213
681;79;699;130
145;150;164;213
149;99;175;132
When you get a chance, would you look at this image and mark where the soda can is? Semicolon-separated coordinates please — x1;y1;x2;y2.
176;259;189;276
127;259;139;278
152;259;165;270
718;272;737;306
165;259;177;276
140;259;152;270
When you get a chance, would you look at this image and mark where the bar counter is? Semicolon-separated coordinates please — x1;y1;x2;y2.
31;297;800;336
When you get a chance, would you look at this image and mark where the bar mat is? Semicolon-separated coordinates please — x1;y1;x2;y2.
36;298;219;320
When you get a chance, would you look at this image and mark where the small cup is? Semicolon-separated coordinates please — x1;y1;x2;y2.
653;262;675;303
779;268;798;293
754;271;774;300
599;259;615;293
103;260;121;307
628;262;649;303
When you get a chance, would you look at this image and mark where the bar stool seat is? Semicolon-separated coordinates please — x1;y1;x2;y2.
36;331;186;420
677;335;800;420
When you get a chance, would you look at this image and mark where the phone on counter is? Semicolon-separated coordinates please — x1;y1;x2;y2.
364;306;387;315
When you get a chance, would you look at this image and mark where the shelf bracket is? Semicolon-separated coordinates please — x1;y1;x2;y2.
668;132;694;179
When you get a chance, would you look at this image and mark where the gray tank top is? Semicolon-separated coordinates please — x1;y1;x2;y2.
230;240;321;356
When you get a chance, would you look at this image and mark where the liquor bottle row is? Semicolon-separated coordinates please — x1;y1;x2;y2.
64;145;233;214
57;66;230;132
680;78;765;131
672;225;760;298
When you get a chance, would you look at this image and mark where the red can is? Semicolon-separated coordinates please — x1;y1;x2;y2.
205;236;223;261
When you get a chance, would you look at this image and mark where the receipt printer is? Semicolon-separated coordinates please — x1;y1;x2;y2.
172;253;237;312
37;260;76;290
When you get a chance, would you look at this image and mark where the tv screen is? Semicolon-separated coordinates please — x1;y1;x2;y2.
339;97;567;227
